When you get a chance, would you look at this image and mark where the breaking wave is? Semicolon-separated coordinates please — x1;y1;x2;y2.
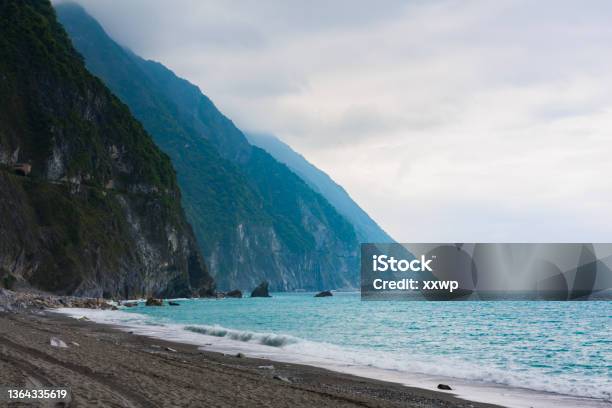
184;325;299;347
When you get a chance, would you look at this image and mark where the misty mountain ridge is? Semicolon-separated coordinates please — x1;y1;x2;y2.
246;133;394;244
57;2;364;291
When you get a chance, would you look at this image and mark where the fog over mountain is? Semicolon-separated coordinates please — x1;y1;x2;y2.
58;3;361;291
247;133;393;243
54;0;612;242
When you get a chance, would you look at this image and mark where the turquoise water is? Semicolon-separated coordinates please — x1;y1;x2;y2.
113;293;610;401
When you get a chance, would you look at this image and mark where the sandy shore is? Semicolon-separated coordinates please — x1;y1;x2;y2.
0;310;503;408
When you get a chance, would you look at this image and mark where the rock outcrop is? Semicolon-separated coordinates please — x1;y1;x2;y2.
251;282;271;298
314;290;333;297
226;290;243;298
146;298;163;306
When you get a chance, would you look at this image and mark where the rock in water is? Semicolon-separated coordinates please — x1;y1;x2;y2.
145;298;163;306
437;384;452;390
251;282;271;298
314;290;333;297
226;290;242;298
168;301;180;306
50;337;68;348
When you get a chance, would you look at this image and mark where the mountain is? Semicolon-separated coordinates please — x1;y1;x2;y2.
246;133;394;243
57;3;360;291
0;0;214;298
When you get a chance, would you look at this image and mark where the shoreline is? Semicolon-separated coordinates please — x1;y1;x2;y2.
0;310;501;408
1;289;609;407
54;306;612;408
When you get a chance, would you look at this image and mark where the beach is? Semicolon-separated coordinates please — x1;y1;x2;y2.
0;310;500;408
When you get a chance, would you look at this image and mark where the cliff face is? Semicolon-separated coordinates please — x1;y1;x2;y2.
247;133;394;244
57;3;360;291
0;0;214;298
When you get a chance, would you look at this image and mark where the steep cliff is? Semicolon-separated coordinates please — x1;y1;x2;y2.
57;3;360;291
247;133;394;244
0;0;214;298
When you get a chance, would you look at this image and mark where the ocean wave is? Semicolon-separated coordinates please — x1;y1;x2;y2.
56;307;612;403
184;325;299;347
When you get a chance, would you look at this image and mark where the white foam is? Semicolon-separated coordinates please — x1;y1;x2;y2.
55;308;611;408
184;325;299;347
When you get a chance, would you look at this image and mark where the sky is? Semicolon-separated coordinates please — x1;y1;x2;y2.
58;0;612;242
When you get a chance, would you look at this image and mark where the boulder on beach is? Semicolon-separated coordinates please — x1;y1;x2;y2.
250;281;271;298
50;337;68;348
72;298;115;310
145;297;163;306
314;290;333;297
226;290;242;298
437;384;452;390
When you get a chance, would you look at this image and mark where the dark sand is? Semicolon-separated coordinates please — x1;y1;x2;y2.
0;311;502;407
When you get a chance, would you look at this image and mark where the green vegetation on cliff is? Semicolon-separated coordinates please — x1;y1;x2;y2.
58;3;360;291
0;0;175;190
0;0;213;298
247;133;394;243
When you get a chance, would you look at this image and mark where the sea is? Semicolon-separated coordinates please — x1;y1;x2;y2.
58;293;611;408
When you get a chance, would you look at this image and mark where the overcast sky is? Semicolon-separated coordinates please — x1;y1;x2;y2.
59;0;612;242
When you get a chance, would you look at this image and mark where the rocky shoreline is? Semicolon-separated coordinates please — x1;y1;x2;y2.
0;286;259;313
0;288;121;312
0;279;338;313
